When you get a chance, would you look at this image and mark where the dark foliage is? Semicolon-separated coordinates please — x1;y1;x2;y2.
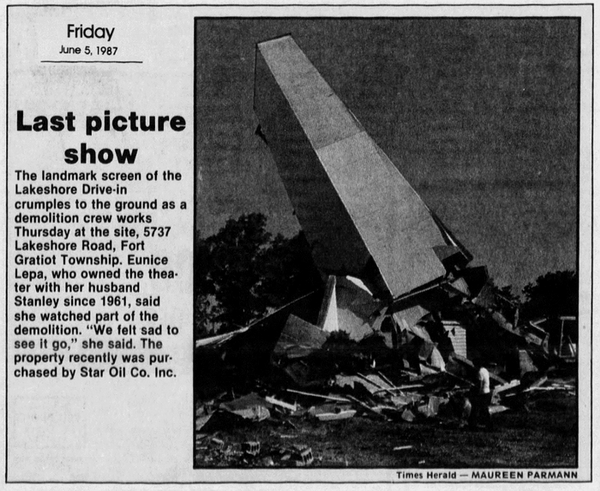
521;270;578;321
489;282;521;324
195;213;322;335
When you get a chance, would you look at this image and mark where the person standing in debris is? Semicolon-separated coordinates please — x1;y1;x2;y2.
469;359;493;430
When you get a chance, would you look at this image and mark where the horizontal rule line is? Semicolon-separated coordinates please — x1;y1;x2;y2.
40;60;143;64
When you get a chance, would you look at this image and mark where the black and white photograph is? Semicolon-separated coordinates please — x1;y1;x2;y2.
194;17;583;471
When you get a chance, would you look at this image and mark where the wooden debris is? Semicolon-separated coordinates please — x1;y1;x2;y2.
315;409;357;421
451;354;508;385
494;380;521;394
346;395;388;420
266;395;297;412
286;388;350;402
211;438;225;449
377;371;396;387
528;375;549;389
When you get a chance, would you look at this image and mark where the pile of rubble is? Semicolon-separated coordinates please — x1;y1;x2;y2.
194;285;576;467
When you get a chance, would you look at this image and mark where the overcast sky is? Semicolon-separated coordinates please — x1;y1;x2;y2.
195;18;579;291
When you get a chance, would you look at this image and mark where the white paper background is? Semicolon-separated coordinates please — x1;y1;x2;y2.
0;1;595;487
6;5;194;482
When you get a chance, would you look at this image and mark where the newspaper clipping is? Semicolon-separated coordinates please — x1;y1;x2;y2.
1;1;596;488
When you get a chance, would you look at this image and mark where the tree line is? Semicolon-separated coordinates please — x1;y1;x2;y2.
195;213;578;336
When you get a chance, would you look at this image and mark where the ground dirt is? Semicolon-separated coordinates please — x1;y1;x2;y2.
195;388;577;468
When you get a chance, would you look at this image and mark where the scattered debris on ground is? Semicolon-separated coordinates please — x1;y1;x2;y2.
195;298;577;468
